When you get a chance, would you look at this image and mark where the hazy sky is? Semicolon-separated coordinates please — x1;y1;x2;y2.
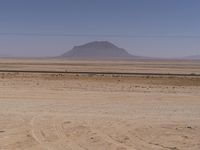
0;0;200;57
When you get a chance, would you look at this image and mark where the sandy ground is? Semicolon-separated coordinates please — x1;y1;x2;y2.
0;60;200;150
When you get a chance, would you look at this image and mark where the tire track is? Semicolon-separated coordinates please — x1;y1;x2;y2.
30;115;58;150
54;117;135;150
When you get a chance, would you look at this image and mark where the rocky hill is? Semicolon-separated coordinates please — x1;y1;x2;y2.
60;41;135;59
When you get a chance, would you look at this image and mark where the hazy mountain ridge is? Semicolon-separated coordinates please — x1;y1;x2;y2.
184;55;200;60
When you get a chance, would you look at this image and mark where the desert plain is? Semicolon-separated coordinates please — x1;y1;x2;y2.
0;59;200;150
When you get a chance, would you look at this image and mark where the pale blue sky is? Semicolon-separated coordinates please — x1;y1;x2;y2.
0;0;200;57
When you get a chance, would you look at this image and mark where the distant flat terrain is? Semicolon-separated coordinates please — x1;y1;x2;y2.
0;59;200;150
0;58;200;74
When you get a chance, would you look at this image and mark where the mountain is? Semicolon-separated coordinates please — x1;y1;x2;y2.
184;55;200;60
60;41;135;59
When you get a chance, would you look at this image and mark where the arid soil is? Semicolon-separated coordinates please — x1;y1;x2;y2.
0;59;200;150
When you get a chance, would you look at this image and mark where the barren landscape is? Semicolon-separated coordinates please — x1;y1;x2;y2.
0;59;200;150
